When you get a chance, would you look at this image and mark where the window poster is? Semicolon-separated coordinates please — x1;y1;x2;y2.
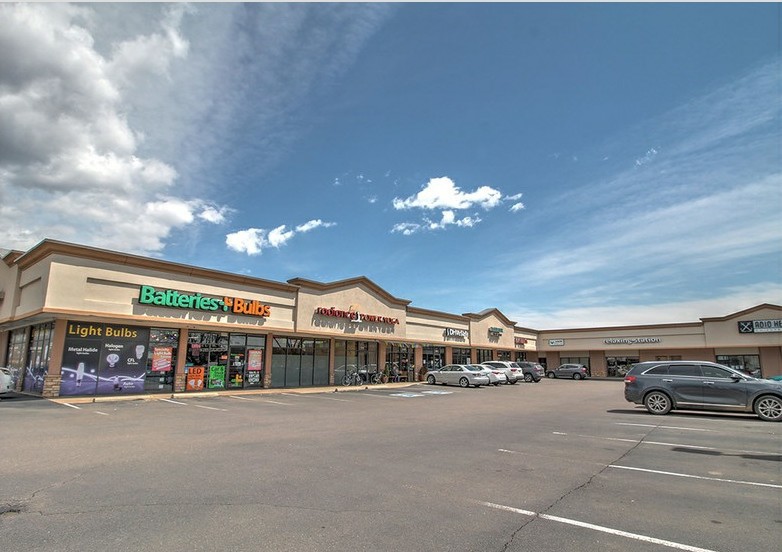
247;349;264;371
207;365;226;389
186;366;205;391
59;322;150;396
151;346;173;372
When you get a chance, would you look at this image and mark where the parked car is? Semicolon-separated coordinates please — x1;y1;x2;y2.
425;364;489;388
472;364;507;386
769;375;782;382
481;361;521;384
0;367;13;395
624;360;782;422
513;361;544;383
546;364;589;380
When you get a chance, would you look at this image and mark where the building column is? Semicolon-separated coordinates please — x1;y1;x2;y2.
42;319;68;398
264;333;274;388
414;345;423;381
589;350;606;378
759;346;782;378
174;329;189;393
329;337;336;385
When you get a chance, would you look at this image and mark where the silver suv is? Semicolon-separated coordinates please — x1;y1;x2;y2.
513;361;544;383
624;360;782;422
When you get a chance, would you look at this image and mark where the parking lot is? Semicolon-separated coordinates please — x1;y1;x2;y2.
1;379;779;552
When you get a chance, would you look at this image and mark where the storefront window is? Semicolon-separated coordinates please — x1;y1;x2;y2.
333;340;377;386
24;323;54;394
717;355;761;377
476;349;493;363
186;331;229;391
606;356;639;378
386;343;415;381
422;346;444;373
497;351;511;361
514;352;527;362
452;347;471;365
145;328;179;393
5;328;27;391
272;337;330;388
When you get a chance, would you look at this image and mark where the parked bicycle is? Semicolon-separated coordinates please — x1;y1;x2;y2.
370;371;386;385
341;371;363;386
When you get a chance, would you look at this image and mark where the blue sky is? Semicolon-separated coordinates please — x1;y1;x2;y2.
1;3;780;328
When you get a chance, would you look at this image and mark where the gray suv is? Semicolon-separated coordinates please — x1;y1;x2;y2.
546;364;589;380
513;361;543;383
624;361;782;422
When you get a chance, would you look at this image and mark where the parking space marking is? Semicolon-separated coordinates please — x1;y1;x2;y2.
160;398;187;405
609;465;782;489
615;422;713;432
94;411;109;416
481;502;719;552
192;404;227;412
229;395;256;401
281;393;352;402
260;399;294;405
553;432;780;457
60;402;81;409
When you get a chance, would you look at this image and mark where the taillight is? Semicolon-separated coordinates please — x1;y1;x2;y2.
624;375;636;384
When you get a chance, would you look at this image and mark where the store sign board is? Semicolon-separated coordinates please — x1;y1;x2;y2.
247;349;264;371
137;285;271;317
488;327;503;336
738;319;782;333
315;306;400;325
548;339;565;346
445;328;469;338
515;337;527;348
151;347;173;372
186;366;205;391
604;337;662;345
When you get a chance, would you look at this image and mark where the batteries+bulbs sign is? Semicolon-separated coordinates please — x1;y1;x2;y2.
137;285;271;317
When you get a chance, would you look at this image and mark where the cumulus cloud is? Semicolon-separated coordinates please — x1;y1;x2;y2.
391;176;523;234
0;4;228;254
509;202;525;213
226;219;335;255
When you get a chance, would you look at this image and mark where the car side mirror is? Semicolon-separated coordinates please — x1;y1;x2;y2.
730;373;743;382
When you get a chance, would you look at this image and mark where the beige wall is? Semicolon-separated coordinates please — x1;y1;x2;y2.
469;314;515;349
295;283;407;338
704;306;782;347
43;255;297;332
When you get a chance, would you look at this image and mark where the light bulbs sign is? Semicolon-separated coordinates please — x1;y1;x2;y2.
137;285;271;317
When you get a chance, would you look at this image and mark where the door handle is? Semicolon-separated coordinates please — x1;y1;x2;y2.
704;381;715;385
662;379;673;382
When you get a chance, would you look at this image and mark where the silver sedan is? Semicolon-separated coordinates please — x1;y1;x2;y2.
425;364;490;388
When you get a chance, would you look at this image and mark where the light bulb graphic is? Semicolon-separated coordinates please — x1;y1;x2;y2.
106;354;120;367
135;345;145;360
76;362;85;387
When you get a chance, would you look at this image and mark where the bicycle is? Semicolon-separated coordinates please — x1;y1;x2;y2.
341;371;363;386
370;371;386;385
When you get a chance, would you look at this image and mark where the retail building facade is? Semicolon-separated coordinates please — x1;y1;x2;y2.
0;240;780;398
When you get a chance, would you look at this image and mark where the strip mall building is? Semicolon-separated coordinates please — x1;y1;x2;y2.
1;240;780;398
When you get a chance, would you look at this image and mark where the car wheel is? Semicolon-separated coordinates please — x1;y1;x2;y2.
573;373;582;380
524;373;533;383
426;375;436;385
754;395;782;422
644;391;672;415
546;372;556;379
459;377;469;388
493;382;500;386
509;379;517;384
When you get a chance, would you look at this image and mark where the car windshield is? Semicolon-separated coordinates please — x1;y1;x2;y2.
466;366;484;372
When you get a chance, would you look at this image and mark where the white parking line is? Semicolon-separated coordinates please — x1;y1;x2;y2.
229;395;255;401
481;502;719;552
283;394;351;402
609;465;782;489
192;404;227;412
160;398;187;405
261;399;294;406
60;402;81;409
553;432;780;457
615;422;713;432
94;411;109;416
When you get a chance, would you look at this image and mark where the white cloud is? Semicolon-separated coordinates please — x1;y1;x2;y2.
391;176;524;235
509;202;525;213
0;4;227;255
226;219;335;255
393;176;503;210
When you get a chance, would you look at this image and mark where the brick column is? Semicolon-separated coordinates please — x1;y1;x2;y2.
42;320;68;398
264;333;274;388
174;329;188;393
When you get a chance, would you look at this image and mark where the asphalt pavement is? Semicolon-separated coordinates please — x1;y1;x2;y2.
1;379;779;552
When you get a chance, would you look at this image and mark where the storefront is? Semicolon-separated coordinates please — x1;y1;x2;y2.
0;240;779;398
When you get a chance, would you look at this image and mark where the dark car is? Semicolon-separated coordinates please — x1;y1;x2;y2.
513;361;543;383
546;363;589;380
624;360;782;422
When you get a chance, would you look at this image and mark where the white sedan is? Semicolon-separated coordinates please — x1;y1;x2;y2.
425;364;490;388
0;367;14;395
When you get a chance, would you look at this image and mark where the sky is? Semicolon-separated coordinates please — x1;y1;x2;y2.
1;2;780;329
